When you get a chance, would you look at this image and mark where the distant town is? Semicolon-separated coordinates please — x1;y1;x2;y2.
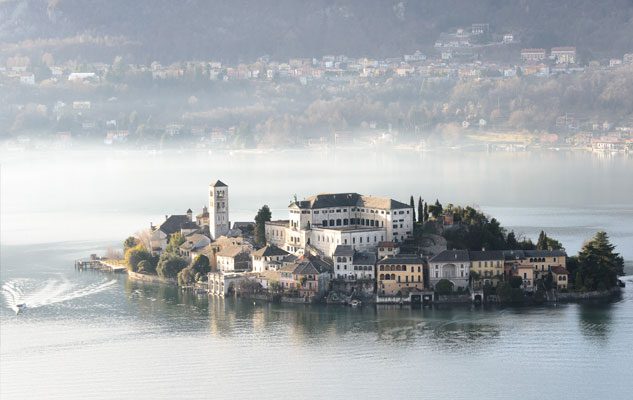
79;179;626;307
3;22;633;153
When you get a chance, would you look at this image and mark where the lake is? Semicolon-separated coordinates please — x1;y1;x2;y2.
1;148;632;399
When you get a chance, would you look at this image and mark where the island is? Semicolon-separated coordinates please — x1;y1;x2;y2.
80;179;626;307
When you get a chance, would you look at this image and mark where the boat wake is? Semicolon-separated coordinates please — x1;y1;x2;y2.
1;278;117;314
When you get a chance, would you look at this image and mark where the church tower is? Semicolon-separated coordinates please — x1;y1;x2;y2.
209;180;229;239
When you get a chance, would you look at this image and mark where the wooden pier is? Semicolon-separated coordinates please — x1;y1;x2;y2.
75;255;127;274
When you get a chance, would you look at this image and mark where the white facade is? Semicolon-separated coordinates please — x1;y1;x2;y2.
429;250;471;290
209;180;230;239
265;193;414;257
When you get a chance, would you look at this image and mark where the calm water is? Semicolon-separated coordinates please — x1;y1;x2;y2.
1;148;632;399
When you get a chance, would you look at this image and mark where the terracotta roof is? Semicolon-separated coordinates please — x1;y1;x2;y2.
551;266;569;275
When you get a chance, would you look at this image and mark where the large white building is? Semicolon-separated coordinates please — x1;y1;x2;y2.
209;180;230;239
265;192;414;257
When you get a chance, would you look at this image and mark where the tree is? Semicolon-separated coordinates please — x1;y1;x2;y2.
536;230;564;251
423;202;429;222
124;236;139;251
191;254;211;275
125;244;154;272
506;231;519;249
435;279;454;295
410;196;416;222
509;276;524;289
137;259;156;274
165;232;185;253
156;253;189;279
576;231;624;291
417;197;424;223
254;205;272;246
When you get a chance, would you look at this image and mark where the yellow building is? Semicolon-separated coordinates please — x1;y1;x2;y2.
377;255;424;296
469;250;505;287
504;250;567;291
551;266;570;290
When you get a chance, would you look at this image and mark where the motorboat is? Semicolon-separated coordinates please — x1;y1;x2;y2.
14;303;27;314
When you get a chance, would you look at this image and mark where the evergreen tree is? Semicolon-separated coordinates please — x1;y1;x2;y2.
536;230;564;250
410;196;416;222
506;231;519;249
417;197;424;223
576;231;624;290
423;202;429;221
254;205;272;246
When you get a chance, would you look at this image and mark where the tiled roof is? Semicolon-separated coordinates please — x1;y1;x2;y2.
252;245;289;258
353;252;376;265
523;250;567;258
159;215;196;235
429;250;470;263
551;266;569;275
211;180;227;187
333;245;354;257
378;254;425;265
292;193;411;211
469;250;505;261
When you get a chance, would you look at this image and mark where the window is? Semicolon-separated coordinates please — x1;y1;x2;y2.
322;220;327;227
343;219;348;225
336;219;342;226
329;219;334;226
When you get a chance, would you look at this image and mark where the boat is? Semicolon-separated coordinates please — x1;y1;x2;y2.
14;303;27;315
350;299;362;308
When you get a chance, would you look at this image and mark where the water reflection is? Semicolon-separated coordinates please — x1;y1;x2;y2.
578;304;613;343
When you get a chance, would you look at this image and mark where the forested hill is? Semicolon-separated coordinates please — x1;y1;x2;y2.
1;0;632;62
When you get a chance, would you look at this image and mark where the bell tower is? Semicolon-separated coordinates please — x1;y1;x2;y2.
209;180;229;239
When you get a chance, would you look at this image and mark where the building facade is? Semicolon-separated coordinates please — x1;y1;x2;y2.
265;192;414;257
377;255;425;296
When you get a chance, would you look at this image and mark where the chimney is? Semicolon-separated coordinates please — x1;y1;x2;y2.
165;215;168;221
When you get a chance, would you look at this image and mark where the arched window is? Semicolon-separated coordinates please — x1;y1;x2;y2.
379;265;384;271
343;218;348;225
380;274;384;280
391;274;396;280
322;220;327;227
329;219;334;226
336;219;342;226
337;257;341;262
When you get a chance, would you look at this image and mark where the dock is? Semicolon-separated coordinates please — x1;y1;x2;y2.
75;255;127;274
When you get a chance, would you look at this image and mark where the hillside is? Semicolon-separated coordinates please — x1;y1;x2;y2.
1;0;632;62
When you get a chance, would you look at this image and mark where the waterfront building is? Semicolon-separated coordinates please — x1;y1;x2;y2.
551;266;570;289
251;245;290;273
216;245;252;272
503;249;567;291
469;250;505;287
265;192;414;257
279;257;333;298
352;252;377;281
209;180;230;239
428;250;471;290
208;271;246;297
376;255;425;296
333;245;354;279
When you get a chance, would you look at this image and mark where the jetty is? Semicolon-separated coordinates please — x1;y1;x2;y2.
75;254;127;273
